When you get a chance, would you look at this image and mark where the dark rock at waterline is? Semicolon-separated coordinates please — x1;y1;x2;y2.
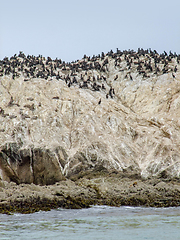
1;175;180;214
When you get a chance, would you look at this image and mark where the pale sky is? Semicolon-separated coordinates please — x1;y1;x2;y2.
0;0;180;62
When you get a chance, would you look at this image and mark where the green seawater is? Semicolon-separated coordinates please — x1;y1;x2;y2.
0;206;180;240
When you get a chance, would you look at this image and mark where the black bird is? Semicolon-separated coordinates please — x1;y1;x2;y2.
114;75;118;80
102;83;106;90
98;98;101;105
109;87;113;98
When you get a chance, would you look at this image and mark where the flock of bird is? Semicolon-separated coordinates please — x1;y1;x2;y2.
0;48;179;101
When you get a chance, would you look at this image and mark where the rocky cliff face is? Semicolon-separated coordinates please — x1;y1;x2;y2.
0;49;180;185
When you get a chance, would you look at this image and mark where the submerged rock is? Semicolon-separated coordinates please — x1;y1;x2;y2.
0;49;180;184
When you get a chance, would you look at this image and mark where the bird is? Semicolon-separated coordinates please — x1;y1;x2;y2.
114;75;118;80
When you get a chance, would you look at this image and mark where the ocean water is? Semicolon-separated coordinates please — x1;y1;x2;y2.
0;206;180;240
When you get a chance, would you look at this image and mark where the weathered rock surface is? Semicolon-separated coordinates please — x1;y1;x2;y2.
1;174;180;214
0;50;180;185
